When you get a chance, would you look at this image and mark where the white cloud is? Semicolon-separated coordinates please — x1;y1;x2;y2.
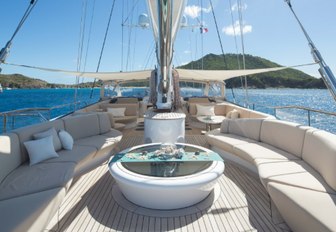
231;3;247;12
184;5;212;19
222;21;252;36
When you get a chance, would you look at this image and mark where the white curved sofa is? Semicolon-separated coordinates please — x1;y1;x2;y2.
206;118;336;232
0;112;122;232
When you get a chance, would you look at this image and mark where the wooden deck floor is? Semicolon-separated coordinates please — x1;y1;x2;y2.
46;128;289;232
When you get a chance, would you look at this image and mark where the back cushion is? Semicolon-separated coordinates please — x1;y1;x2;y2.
228;119;264;141
302;129;336;191
100;103;138;116
97;113;112;134
63;114;100;140
0;133;22;183
13;120;65;162
260;120;307;158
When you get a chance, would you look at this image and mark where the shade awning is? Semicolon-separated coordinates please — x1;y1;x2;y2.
5;62;316;82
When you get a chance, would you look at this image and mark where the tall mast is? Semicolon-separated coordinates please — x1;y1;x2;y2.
147;0;186;110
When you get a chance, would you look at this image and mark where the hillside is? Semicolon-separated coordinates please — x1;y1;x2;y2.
179;53;326;89
0;74;102;89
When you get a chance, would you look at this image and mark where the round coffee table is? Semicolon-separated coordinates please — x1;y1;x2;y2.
197;115;226;131
109;143;224;210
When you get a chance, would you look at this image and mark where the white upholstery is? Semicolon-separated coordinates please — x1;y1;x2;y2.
258;160;335;193
13;120;65;163
58;130;74;150
302;129;336;191
228;118;264;141
268;182;336;232
97;112;113;134
260;120;308;158
0;112;122;231
0;187;66;232
24;136;59;166
233;142;300;165
205;118;336;232
0;133;22;183
33;127;62;151
107;107;126;117
63;114;100;140
206;129;254;154
196;104;215;116
0;162;75;200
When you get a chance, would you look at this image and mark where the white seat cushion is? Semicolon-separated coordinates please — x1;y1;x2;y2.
233;142;300;165
0;162;75;200
206;129;254;154
258;160;335;193
268;182;336;232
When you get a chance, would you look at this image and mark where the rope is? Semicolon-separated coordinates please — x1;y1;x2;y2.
75;0;88;109
209;0;227;69
90;0;116;98
0;0;39;67
10;0;39;43
237;0;249;106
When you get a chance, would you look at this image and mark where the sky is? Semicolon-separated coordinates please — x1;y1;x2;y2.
0;0;336;84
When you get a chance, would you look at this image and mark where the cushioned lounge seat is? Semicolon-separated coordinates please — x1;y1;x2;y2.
258;160;335;193
0;187;66;232
0;162;75;201
206;129;254;154
233;142;300;165
268;182;336;232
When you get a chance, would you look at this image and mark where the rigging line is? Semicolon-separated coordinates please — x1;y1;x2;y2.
90;0;116;98
75;0;88;108
237;0;249;106
121;1;124;72
0;0;39;67
82;0;97;73
10;0;39;42
143;41;155;70
126;4;134;71
208;0;227;69
122;0;141;25
200;0;204;70
228;0;243;92
77;0;88;72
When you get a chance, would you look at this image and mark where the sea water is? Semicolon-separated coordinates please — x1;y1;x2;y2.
0;88;335;134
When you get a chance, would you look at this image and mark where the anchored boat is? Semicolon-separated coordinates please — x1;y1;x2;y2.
0;1;336;232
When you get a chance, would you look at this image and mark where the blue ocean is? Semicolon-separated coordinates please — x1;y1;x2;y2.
0;88;335;134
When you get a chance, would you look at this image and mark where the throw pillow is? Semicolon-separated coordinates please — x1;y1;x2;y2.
107;107;126;117
196;104;215;116
33;127;62;151
226;111;233;119
58;130;74;150
220;119;229;133
231;109;240;119
24;136;59;165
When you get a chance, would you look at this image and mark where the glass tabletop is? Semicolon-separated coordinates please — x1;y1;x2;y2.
111;143;222;177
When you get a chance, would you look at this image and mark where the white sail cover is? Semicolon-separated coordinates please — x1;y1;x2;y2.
5;62;314;82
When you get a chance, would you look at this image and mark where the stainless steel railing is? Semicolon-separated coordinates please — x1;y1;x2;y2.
0;101;89;133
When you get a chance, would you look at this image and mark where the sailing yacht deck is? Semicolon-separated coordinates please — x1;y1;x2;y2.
46;125;289;232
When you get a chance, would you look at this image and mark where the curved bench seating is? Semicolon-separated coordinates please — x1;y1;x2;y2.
206;118;336;232
0;112;122;232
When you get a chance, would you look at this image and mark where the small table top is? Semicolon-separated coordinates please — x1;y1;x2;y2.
109;143;223;177
197;115;226;125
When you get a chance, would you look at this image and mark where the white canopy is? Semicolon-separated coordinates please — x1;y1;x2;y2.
5;62;315;83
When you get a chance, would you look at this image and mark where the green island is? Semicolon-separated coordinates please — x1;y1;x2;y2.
0;53;326;89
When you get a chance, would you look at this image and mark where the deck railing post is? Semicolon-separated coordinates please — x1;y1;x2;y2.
308;110;311;126
3;114;7;133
